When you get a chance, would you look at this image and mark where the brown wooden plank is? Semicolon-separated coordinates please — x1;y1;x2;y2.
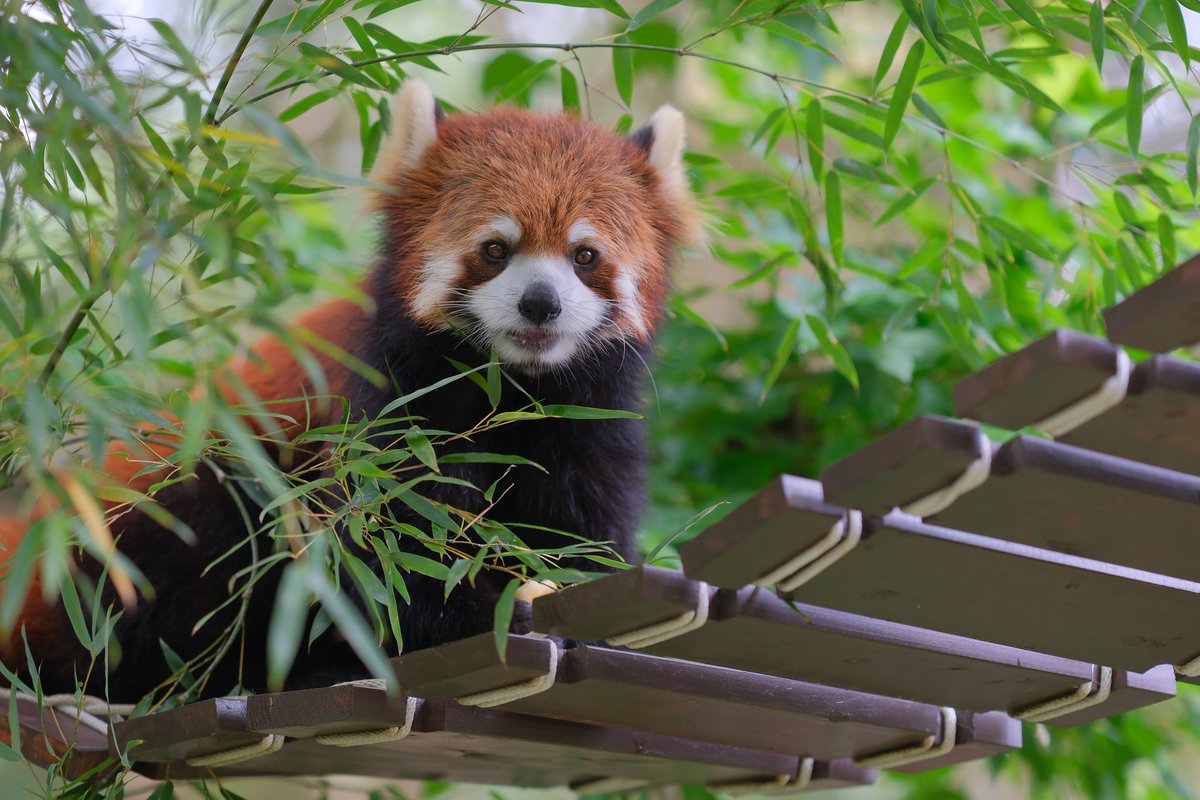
1043;664;1177;727
390;632;554;700
234;684;825;789
953;330;1120;430
929;435;1200;581
886;710;1021;774
0;695;114;779
822;416;1200;582
113;697;262;764
953;331;1200;475
679;475;844;588
1055;356;1200;474
1104;252;1200;351
535;567;1173;723
821;416;987;515
788;510;1200;672
392;633;947;761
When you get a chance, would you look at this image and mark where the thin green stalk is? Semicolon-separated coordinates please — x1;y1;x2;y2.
204;0;278;125
217;40;868;125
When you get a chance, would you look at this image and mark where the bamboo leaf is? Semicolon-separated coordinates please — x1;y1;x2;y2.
826;171;844;265
807;99;825;183
560;66;580;112
627;0;681;31
1162;0;1190;68
1187;113;1200;198
267;563;309;690
884;40;925;151
495;59;557;105
1127;55;1144;159
1002;0;1049;32
613;42;633;107
493;579;521;662
760;318;800;403
874;15;909;90
806;314;859;392
1089;0;1105;71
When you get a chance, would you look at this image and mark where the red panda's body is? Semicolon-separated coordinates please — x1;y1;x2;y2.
2;82;699;701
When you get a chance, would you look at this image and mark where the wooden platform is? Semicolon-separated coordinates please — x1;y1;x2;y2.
6;254;1200;790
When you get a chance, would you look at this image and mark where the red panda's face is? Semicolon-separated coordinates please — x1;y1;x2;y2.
372;83;700;373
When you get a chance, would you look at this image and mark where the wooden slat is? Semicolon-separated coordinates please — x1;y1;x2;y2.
1104;253;1200;352
820;415;987;515
534;566;1174;724
114;697;263;764
821;415;1200;582
0;695;113;779
392;633;949;762
233;684;828;789
956;333;1200;475
952;330;1119;430
789;510;1200;672
680;475;844;588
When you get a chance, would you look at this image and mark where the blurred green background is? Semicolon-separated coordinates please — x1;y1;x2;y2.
3;0;1200;797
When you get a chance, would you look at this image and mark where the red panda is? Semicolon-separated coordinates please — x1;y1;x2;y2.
1;80;700;701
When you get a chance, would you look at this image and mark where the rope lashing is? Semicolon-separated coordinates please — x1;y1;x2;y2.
0;686;134;736
1013;666;1113;723
185;733;285;768
605;583;710;649
901;432;993;519
752;510;863;593
457;643;559;708
1176;651;1200;678
708;758;814;796
315;696;420;747
855;707;957;769
1035;350;1132;437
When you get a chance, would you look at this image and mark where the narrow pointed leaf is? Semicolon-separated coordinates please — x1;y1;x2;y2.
1127;55;1144;159
884;40;925;151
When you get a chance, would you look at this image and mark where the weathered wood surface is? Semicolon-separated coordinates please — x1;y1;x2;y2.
0;695;114;779
954;331;1200;475
1104;252;1200;351
533;566;1175;723
114;697;264;765
821;414;1200;583
113;683;877;790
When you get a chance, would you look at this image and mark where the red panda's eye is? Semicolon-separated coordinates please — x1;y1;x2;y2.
482;241;508;262
573;247;596;268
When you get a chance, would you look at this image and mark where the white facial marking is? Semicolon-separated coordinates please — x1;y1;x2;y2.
414;216;522;321
614;268;648;338
567;219;598;244
467;250;607;371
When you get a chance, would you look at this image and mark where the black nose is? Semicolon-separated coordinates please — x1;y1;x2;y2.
518;283;561;325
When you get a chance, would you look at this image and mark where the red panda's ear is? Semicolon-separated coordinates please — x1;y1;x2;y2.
371;79;441;182
631;105;706;249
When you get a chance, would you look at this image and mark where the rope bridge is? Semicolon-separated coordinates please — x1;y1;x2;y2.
7;253;1200;793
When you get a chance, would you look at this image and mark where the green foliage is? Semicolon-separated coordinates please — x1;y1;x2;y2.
2;0;1200;797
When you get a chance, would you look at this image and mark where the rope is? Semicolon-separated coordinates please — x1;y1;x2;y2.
185;733;285;768
570;777;651;794
315;696;420;747
901;431;992;519
0;686;134;736
1035;350;1132;437
457;644;559;708
605;584;710;649
776;511;863;593
855;707;957;769
1013;666;1113;723
708;759;812;796
1176;651;1200;678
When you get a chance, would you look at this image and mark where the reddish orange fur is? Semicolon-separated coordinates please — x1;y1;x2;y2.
0;298;369;667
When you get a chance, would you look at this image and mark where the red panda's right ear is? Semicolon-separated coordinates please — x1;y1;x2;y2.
370;79;441;182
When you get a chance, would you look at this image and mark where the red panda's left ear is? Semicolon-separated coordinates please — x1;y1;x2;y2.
370;79;441;183
632;105;706;250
